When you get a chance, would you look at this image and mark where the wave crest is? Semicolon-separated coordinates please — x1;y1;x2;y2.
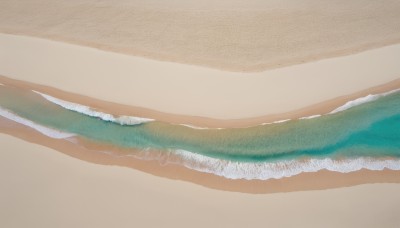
330;89;400;114
33;91;153;125
32;88;400;129
171;150;400;180
0;107;75;139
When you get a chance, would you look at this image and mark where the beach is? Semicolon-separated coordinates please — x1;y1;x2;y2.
1;33;400;127
2;133;400;228
1;0;400;227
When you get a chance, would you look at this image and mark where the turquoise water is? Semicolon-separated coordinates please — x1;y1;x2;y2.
1;85;400;165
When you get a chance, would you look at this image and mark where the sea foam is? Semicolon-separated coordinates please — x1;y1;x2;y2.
330;89;400;114
179;124;223;130
171;149;400;180
33;88;400;129
33;91;154;125
299;114;321;120
261;119;291;125
0;107;75;139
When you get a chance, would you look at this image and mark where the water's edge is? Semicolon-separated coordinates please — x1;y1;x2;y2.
1;83;399;180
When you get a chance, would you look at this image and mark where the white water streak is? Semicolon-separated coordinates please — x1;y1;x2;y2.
32;88;400;129
173;149;400;180
0;107;75;139
261;119;291;125
300;114;321;120
330;89;400;114
33;91;153;125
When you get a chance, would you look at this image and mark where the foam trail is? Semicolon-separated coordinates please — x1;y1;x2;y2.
0;107;75;139
261;119;291;125
33;91;154;125
300;114;321;120
179;124;223;130
330;89;400;114
171;150;400;180
33;88;400;129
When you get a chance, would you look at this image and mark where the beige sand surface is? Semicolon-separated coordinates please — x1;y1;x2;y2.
1;0;400;71
1;33;399;122
1;133;400;228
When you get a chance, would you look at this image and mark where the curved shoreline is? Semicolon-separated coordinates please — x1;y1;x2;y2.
1;77;399;192
1;33;400;122
0;34;400;122
4;103;400;181
1;75;399;128
1;116;400;194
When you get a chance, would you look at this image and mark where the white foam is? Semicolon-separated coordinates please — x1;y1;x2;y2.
179;124;223;130
33;91;154;125
0;107;75;139
261;119;291;125
170;150;400;180
32;88;400;129
300;114;321;120
330;89;400;114
256;89;399;124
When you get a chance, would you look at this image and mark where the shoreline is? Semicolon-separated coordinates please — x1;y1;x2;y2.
1;116;400;194
2;134;400;228
1;33;399;122
1;75;399;128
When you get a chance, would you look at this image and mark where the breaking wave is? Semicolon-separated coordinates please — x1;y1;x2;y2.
0;107;75;139
33;91;154;125
329;89;400;114
171;149;400;180
32;89;400;129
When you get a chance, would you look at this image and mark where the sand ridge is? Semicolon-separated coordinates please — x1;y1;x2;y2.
1;0;400;71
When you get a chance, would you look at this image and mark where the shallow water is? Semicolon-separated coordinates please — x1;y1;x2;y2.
1;85;399;179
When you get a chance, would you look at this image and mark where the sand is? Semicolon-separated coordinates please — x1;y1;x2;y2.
1;1;400;226
1;0;400;72
2;133;400;228
1;33;399;126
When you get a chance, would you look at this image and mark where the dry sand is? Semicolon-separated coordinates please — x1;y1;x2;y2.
2;133;400;228
1;33;399;124
1;0;400;71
